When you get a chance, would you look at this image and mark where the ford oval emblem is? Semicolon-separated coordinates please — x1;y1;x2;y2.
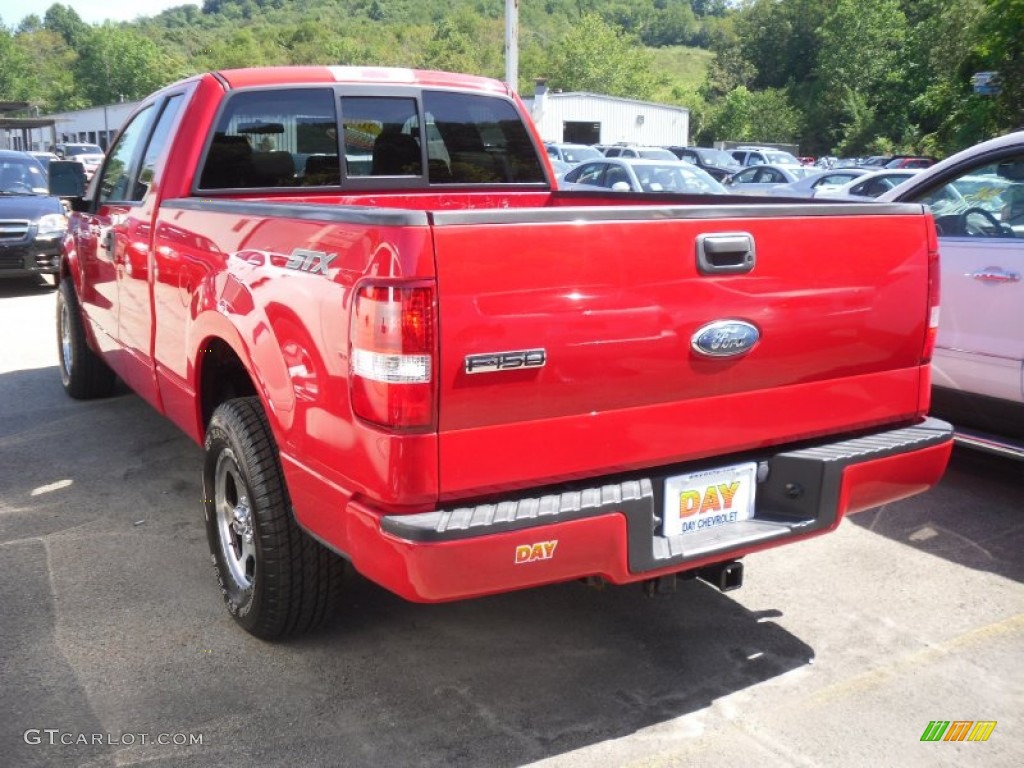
691;320;760;358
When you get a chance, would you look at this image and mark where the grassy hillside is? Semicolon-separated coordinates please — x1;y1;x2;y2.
649;45;715;93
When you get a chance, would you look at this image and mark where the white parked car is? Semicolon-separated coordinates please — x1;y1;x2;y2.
881;130;1024;458
730;146;802;167
816;168;920;199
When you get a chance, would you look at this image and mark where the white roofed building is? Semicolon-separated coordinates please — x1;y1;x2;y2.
522;80;689;148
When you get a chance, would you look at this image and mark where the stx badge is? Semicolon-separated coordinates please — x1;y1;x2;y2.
515;540;558;564
285;248;336;275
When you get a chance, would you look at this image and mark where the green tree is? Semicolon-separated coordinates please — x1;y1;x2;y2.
0;23;31;101
43;3;88;47
814;0;909;153
75;24;184;104
543;13;664;98
13;27;84;111
703;85;802;143
420;13;501;76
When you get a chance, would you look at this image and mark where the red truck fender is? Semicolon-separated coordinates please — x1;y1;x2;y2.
189;292;297;441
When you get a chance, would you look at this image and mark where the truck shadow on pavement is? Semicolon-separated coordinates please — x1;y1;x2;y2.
1;366;815;768
849;446;1023;584
0;277;58;299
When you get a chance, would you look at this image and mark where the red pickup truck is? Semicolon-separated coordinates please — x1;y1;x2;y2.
57;66;954;639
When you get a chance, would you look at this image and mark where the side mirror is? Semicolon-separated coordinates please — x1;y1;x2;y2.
49;160;87;200
611;181;632;192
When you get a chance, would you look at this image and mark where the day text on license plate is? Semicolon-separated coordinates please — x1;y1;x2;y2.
662;462;757;538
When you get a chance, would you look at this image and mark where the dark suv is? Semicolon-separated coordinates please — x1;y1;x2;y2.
667;146;743;181
0;150;67;284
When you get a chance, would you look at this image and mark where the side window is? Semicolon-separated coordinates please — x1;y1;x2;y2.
925;155;1024;238
135;95;184;200
98;106;155;204
573;162;605;186
199;88;337;190
422;90;546;184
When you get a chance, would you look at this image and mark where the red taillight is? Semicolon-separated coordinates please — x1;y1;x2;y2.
350;282;436;430
922;218;941;363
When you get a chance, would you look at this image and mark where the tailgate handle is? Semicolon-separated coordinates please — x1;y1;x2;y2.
696;233;755;275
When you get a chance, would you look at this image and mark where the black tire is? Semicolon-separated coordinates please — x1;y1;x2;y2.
203;397;344;640
57;277;116;399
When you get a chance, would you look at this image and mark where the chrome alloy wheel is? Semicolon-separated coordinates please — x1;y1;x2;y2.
59;299;73;382
214;448;256;589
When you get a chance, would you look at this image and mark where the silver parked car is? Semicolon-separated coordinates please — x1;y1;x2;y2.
561;157;727;195
602;145;679;161
757;168;872;198
721;164;818;194
544;142;604;166
880;130;1024;459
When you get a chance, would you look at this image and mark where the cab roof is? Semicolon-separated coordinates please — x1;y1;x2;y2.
215;66;511;96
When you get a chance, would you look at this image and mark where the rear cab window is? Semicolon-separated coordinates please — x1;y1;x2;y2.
197;86;547;191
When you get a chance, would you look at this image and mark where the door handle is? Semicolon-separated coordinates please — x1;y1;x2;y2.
969;267;1020;283
696;232;756;275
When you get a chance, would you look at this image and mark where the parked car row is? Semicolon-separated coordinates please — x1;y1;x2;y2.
819;154;937;170
545;142;803;173
560;157;726;195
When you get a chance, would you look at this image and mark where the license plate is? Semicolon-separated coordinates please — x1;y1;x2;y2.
662;462;757;537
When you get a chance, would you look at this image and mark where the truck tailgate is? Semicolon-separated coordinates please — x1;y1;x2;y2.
431;203;932;499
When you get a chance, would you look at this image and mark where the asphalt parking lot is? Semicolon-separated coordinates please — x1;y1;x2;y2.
1;278;1021;768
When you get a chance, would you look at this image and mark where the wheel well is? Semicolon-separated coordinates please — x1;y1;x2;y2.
199;339;259;430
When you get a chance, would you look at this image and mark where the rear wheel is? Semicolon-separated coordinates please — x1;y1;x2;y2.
203;397;345;639
56;277;116;399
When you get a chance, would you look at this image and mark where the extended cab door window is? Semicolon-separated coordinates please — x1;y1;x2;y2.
198;88;338;190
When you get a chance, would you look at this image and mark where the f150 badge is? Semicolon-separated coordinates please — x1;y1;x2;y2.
690;320;760;358
465;348;546;374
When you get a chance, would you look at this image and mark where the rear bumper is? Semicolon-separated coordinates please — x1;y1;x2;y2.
344;418;954;602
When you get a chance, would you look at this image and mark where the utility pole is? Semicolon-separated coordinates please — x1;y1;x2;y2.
505;0;519;92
